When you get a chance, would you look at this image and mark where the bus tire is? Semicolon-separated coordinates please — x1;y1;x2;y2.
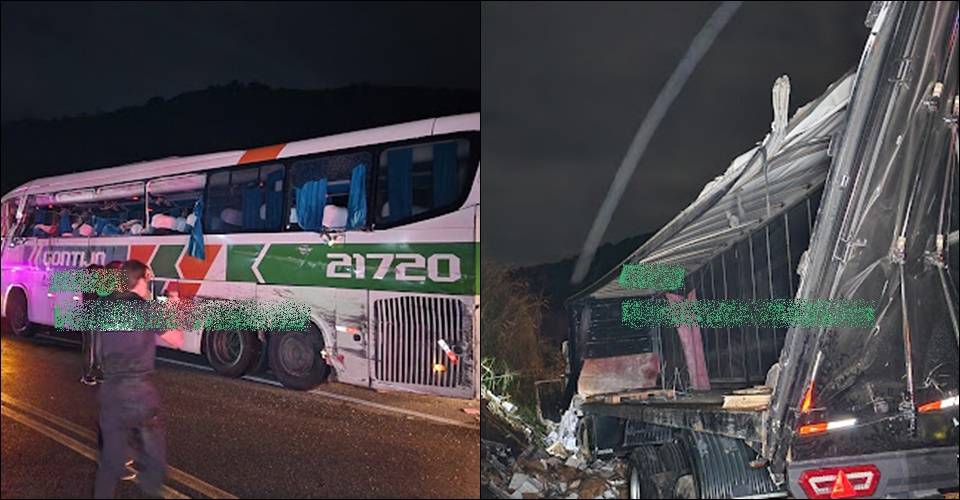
246;333;269;375
6;288;35;337
203;330;260;377
268;325;330;390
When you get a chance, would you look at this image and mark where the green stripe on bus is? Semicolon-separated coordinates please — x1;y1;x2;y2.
255;242;477;294
152;245;182;279
227;245;263;282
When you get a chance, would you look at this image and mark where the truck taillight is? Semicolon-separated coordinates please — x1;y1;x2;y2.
800;383;814;413
798;418;856;436
917;395;958;413
798;465;880;499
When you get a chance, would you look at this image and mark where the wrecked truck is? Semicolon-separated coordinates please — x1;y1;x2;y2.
558;2;959;498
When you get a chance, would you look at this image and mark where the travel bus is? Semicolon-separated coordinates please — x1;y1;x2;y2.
0;113;480;399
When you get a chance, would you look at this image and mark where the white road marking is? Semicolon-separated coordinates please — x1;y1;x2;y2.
1;393;238;499
28;334;477;430
307;387;478;430
0;404;189;499
156;357;478;430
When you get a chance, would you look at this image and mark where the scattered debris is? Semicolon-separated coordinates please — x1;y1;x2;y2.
482;382;627;498
721;393;771;411
731;385;773;395
482;387;536;442
544;395;583;458
564;455;584;470
586;388;676;405
483;439;630;499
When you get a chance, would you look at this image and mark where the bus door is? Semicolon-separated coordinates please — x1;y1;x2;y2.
328;230;372;387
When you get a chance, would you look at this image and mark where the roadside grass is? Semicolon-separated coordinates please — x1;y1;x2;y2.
481;260;563;435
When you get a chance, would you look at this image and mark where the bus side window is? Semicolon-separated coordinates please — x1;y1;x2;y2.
146;174;206;235
287;151;371;231
1;200;12;237
24;202;52;238
375;139;472;227
206;165;283;234
85;199;144;237
26;204;67;238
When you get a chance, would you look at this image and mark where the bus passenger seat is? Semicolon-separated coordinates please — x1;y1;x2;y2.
33;224;56;238
221;208;242;227
151;213;177;231
322;205;348;228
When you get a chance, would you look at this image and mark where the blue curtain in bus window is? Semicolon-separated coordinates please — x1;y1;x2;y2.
347;163;367;230
387;148;413;222
57;209;72;236
296;178;327;231
242;185;262;230
265;170;284;229
433;142;458;208
187;197;205;260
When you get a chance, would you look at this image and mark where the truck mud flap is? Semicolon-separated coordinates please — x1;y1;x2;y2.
686;432;780;498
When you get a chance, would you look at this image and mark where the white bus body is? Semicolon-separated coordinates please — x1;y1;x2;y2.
1;113;480;399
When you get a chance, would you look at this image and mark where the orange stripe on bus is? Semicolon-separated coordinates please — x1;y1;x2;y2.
179;244;221;280
176;283;202;299
129;245;155;266
237;144;286;165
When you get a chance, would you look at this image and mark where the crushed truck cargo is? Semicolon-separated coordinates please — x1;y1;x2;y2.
553;2;960;498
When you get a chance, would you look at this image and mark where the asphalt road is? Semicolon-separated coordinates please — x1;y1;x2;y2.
1;326;480;498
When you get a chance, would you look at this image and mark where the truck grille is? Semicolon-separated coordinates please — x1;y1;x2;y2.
374;296;471;396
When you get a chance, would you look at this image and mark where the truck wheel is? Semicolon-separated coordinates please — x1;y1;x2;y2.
577;416;595;462
7;288;35;337
268;324;330;390
203;330;260;377
628;460;658;499
673;474;698;498
629;444;692;499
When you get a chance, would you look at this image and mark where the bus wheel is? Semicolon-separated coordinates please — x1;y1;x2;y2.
203;330;260;377
7;288;35;337
268;324;330;390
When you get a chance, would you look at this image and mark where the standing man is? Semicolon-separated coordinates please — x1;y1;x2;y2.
94;259;183;499
82;261;128;386
80;263;105;386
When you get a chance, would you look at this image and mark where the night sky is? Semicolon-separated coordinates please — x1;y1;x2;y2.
482;1;871;266
1;1;479;122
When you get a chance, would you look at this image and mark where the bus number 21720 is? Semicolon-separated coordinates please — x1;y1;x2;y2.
326;253;461;283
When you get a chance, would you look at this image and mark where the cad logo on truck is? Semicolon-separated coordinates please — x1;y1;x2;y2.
227;242;477;295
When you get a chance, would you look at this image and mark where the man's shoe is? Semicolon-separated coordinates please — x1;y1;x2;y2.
80;376;99;386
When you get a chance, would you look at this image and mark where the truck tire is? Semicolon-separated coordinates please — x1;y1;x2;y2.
629;443;694;499
673;474;698;499
203;330;260;377
577;416;595;461
628;448;660;499
268;324;330;390
6;288;35;337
